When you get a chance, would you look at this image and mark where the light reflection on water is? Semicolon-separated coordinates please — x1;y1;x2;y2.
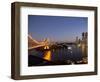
33;45;83;62
43;50;51;61
28;44;88;66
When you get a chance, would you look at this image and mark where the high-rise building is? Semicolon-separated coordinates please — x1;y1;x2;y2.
76;36;79;44
82;32;87;41
81;32;88;58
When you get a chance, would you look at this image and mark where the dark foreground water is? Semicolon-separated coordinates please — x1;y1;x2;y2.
28;45;85;66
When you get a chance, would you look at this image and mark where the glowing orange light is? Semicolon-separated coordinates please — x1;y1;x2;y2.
43;51;51;61
44;46;49;49
44;46;47;49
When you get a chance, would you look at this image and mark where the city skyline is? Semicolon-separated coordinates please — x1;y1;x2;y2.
28;15;87;42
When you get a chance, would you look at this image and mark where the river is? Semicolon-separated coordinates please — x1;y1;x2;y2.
28;44;84;66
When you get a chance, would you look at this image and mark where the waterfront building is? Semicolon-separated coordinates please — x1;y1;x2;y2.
76;32;88;58
81;32;87;58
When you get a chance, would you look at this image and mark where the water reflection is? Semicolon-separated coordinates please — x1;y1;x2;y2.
43;50;51;61
28;44;87;66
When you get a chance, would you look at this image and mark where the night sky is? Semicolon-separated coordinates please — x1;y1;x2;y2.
28;15;87;42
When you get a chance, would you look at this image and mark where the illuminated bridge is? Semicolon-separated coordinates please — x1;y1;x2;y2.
28;35;49;50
